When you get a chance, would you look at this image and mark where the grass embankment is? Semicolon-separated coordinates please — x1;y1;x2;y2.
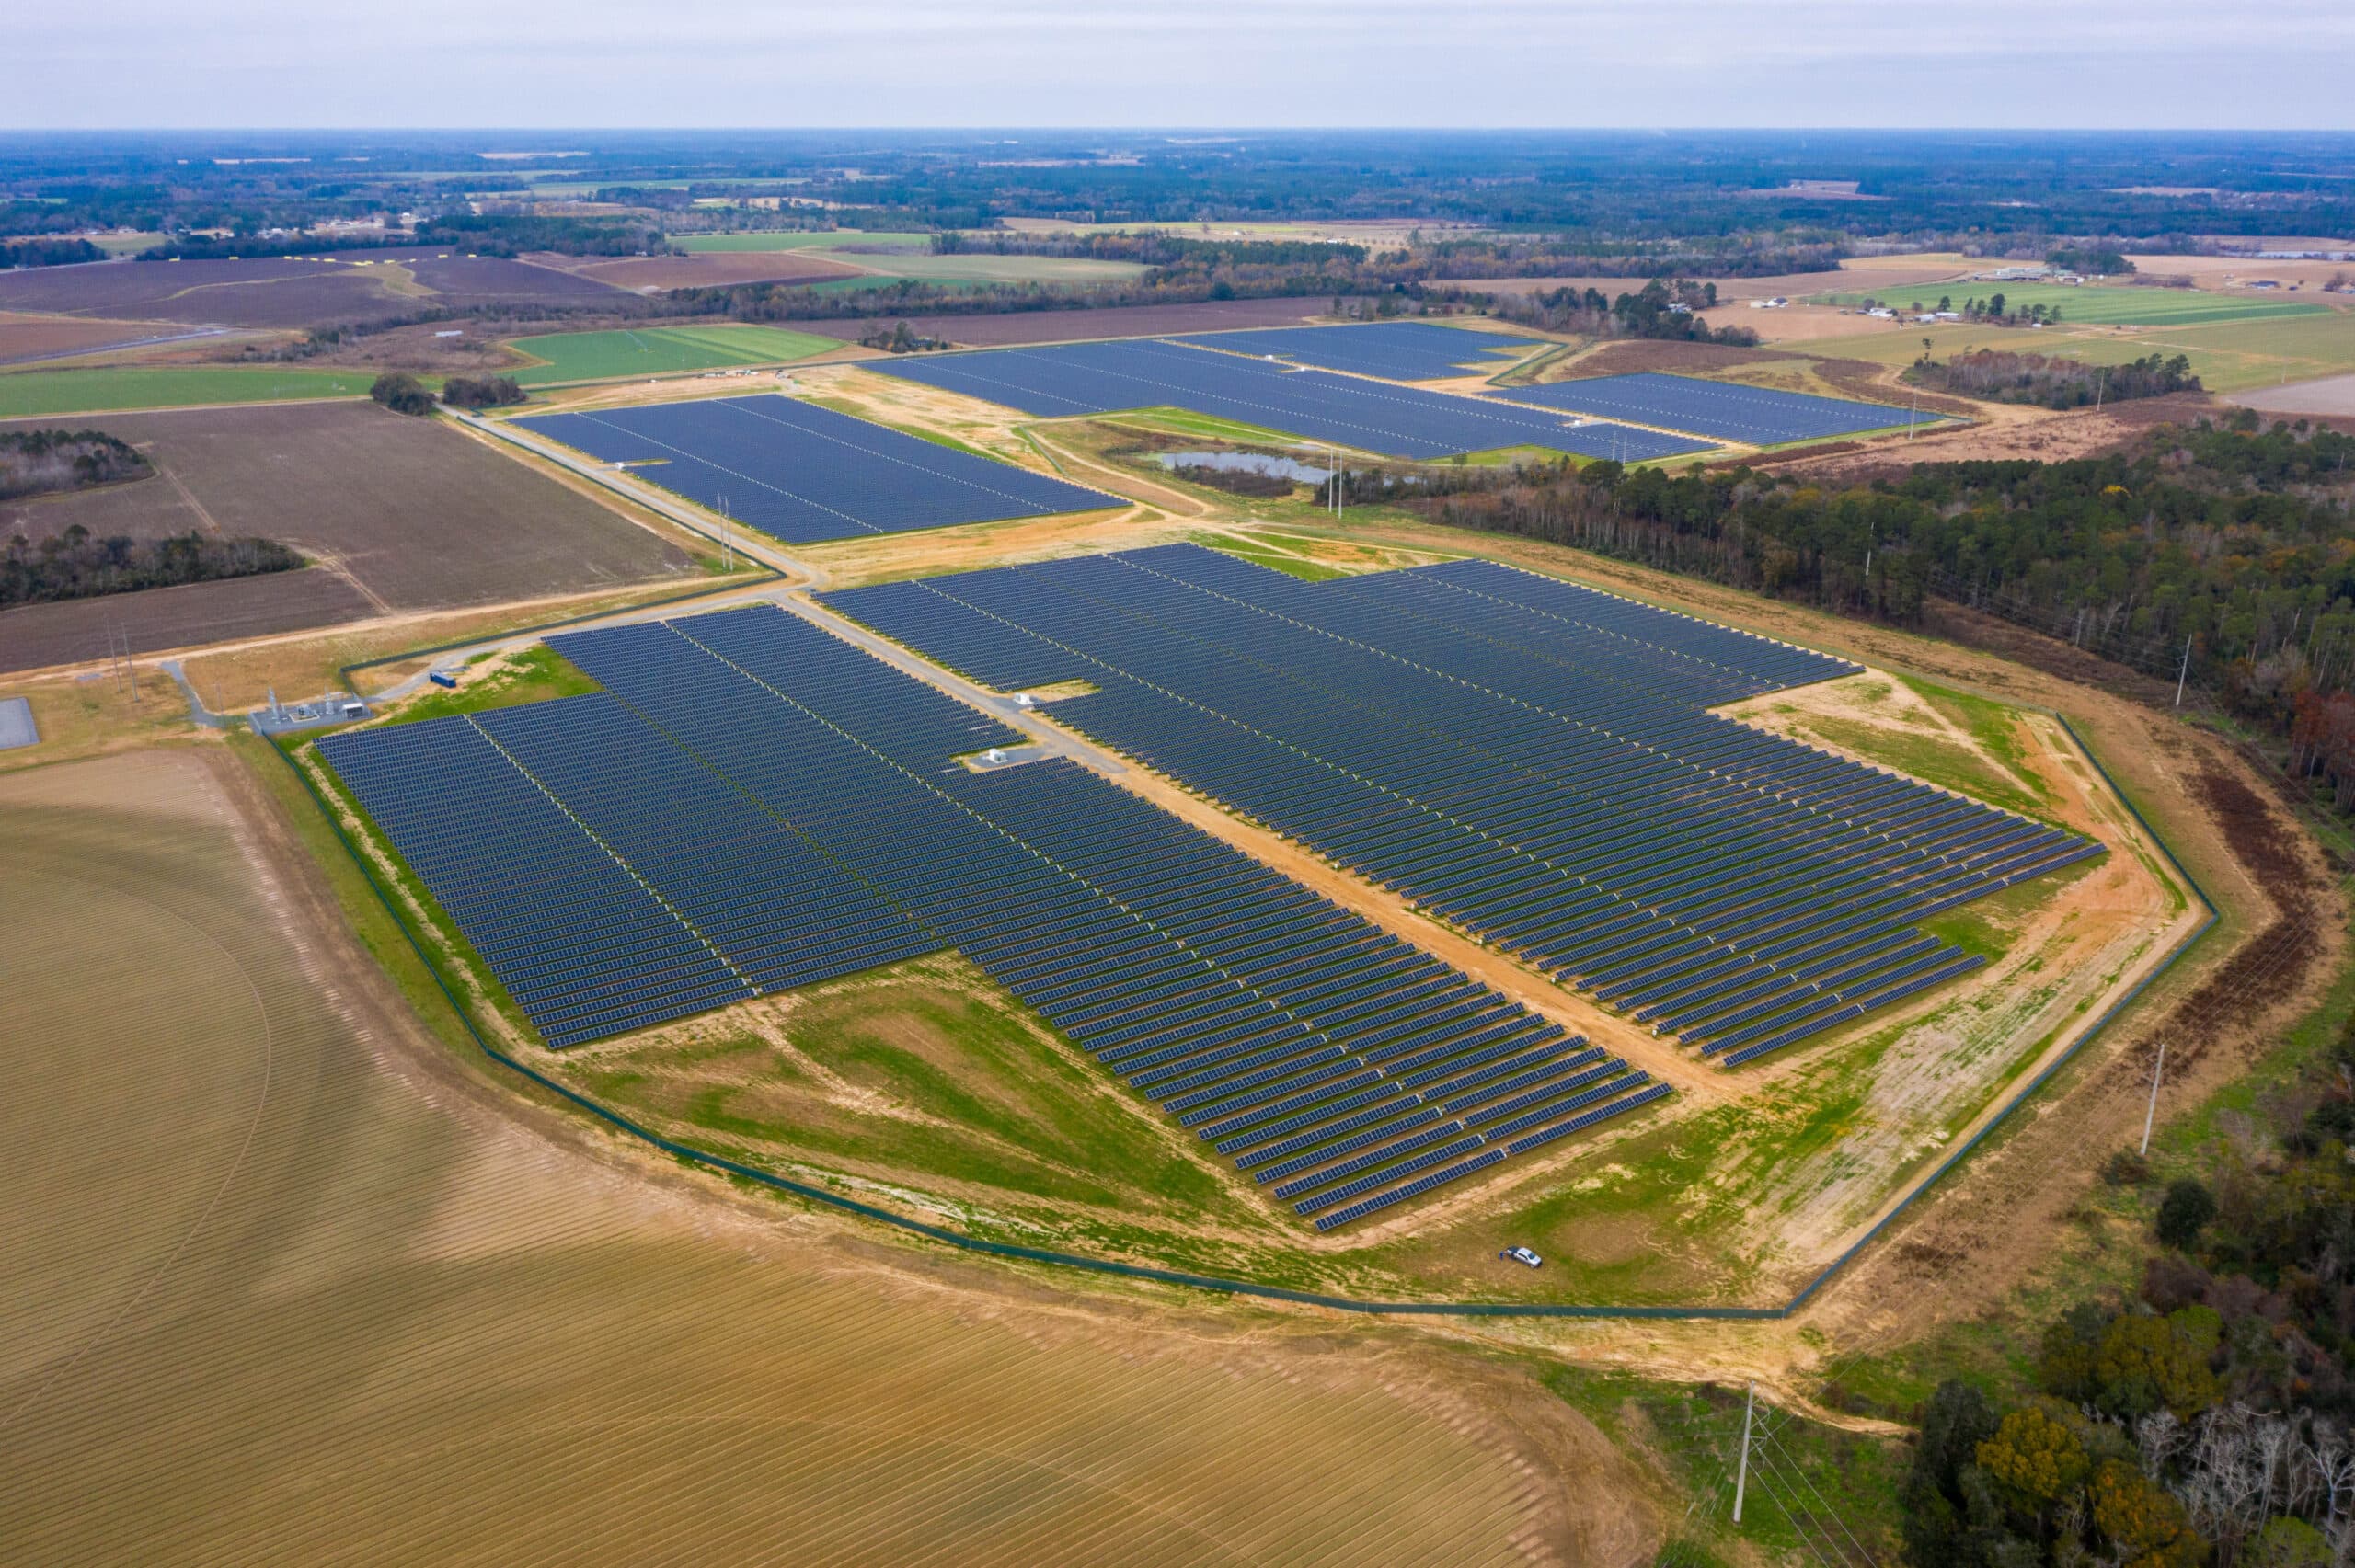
373;644;602;727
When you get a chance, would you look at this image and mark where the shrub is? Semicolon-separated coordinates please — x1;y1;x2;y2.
370;372;435;417
2156;1177;2216;1250
440;375;526;409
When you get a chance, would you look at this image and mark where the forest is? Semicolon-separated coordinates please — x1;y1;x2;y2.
1901;1014;2355;1565
1413;420;2355;807
1905;350;2203;410
1;524;304;608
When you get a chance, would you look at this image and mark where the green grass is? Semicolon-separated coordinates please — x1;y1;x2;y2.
1196;537;1349;581
376;645;600;727
677;230;932;253
505;325;839;386
1096;406;1325;447
1815;280;2326;327
0;366;378;418
570;954;1246;1219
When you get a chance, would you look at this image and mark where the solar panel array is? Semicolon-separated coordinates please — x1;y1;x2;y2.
1171;322;1548;382
862;339;1713;462
511;395;1120;544
1492;372;1921;446
823;544;2102;1068
318;602;1671;1228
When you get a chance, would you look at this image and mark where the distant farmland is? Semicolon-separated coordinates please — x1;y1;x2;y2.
1816;280;2329;327
678;230;932;253
0;366;375;418
506;325;843;384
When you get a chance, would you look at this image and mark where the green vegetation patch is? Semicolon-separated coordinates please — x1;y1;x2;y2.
0;366;376;418
505;324;839;385
1815;280;2325;327
377;644;601;727
569;953;1246;1222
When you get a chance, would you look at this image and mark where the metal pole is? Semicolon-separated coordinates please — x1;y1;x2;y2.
1732;1380;1755;1524
2141;1040;2166;1157
2176;635;2192;707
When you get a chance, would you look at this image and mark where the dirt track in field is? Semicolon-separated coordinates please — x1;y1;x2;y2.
0;744;1659;1564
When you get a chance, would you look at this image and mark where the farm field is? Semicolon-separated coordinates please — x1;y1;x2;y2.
1779;305;2355;395
0;256;421;328
1814;279;2331;326
546;250;865;290
0;400;695;672
0;311;213;366
505;323;844;384
677;229;934;252
813;251;1152;285
0;364;375;418
791;296;1333;347
0;747;1643;1564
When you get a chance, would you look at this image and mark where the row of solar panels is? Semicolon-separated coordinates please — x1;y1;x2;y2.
319;602;1672;1228
864;338;1715;463
511;394;1120;545
1161;324;1922;446
821;545;2099;1064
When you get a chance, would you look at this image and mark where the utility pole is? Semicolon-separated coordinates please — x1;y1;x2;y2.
2176;635;2193;708
2141;1040;2167;1157
1732;1381;1756;1524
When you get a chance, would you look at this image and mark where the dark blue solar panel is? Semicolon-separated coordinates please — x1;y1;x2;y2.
1170;322;1548;381
316;601;1670;1228
821;544;2103;1067
862;339;1712;462
511;394;1119;544
1491;372;1924;446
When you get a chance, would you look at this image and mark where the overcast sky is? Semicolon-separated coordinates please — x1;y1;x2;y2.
12;0;2353;130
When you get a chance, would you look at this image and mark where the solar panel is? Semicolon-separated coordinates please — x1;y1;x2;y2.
862;339;1713;462
511;394;1120;544
821;544;2102;1067
1170;322;1548;381
1490;372;1924;446
316;600;1671;1229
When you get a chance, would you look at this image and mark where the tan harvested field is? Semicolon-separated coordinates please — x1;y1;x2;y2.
789;296;1333;347
0;311;203;364
2121;252;2353;292
0;746;1655;1564
0;401;699;673
2230;371;2355;417
537;249;865;291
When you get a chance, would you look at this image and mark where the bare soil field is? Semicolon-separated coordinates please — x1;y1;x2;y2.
537;249;867;291
0;744;1654;1565
0;311;201;365
374;247;637;309
2122;252;2353;292
1772;391;2213;481
789;296;1332;347
2231;371;2355;417
0;258;419;329
0;401;696;673
0;570;379;676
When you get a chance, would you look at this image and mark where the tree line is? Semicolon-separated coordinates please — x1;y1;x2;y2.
1412;420;2355;809
1907;349;2202;410
2;524;304;608
0;236;104;269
